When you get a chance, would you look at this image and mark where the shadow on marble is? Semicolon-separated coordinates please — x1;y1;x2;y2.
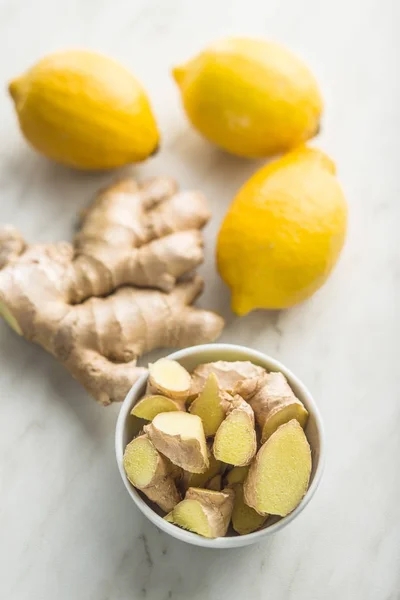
1;144;137;237
165;124;267;194
218;309;285;354
45;355;123;437
0;319;118;441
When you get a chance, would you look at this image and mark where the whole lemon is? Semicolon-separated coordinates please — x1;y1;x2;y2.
173;38;323;158
217;147;347;314
9;50;159;170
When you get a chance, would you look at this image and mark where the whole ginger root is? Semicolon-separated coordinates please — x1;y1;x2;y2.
0;177;224;405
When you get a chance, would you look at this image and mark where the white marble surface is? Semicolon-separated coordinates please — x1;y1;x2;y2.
0;0;399;598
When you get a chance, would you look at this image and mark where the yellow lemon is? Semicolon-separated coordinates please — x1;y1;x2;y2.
217;147;347;314
9;50;159;170
173;38;323;158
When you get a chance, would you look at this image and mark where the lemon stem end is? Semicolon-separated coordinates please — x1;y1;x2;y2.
172;66;186;86
8;78;22;103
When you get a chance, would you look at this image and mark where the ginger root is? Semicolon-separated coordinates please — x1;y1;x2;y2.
123;434;181;513
224;462;266;535
149;359;192;399
190;361;266;398
145;411;209;473
165;487;235;538
189;372;232;436
244;419;312;517
0;177;224;404
206;474;222;491
236;372;308;442
181;446;221;491
224;465;249;486
213;396;257;466
131;394;185;421
231;483;268;535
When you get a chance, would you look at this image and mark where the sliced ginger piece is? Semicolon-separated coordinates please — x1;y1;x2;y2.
145;411;208;473
213;396;257;466
206;474;222;491
260;402;308;443
131;394;185;421
189;372;232;436
244;419;312;517
123;434;181;513
148;359;192;400
224;465;249;486
165;487;234;538
181;446;221;491
189;361;266;398
231;483;268;535
237;372;308;442
124;435;162;489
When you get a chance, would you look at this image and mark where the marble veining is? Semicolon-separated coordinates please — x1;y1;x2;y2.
0;0;399;598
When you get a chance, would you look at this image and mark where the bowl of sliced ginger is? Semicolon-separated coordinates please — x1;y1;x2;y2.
115;344;325;548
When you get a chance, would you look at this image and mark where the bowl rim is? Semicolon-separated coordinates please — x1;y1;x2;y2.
115;343;325;548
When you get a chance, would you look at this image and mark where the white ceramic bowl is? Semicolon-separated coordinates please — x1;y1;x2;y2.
115;344;325;548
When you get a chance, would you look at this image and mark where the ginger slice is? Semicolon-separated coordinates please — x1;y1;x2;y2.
237;372;308;442
145;412;209;473
148;359;192;400
123;434;181;513
165;487;234;538
244;419;312;517
131;394;185;421
224;465;249;486
231;483;268;535
206;474;222;491
181;446;221;491
189;361;266;398
213;396;257;466
189;372;232;436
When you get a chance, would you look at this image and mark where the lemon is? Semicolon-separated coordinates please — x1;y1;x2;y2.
217;147;347;314
9;50;159;170
173;37;323;158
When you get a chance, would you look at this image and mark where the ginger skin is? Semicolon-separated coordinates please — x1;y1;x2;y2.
189;360;266;398
165;487;235;538
206;474;222;491
181;446;222;491
236;372;308;442
123;434;181;513
145;412;209;474
0;177;224;404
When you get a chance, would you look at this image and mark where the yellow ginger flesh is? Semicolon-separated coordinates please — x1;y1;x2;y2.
231;483;268;535
213;397;256;466
149;359;192;399
165;487;234;538
189;372;231;436
244;419;312;517
131;394;184;420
